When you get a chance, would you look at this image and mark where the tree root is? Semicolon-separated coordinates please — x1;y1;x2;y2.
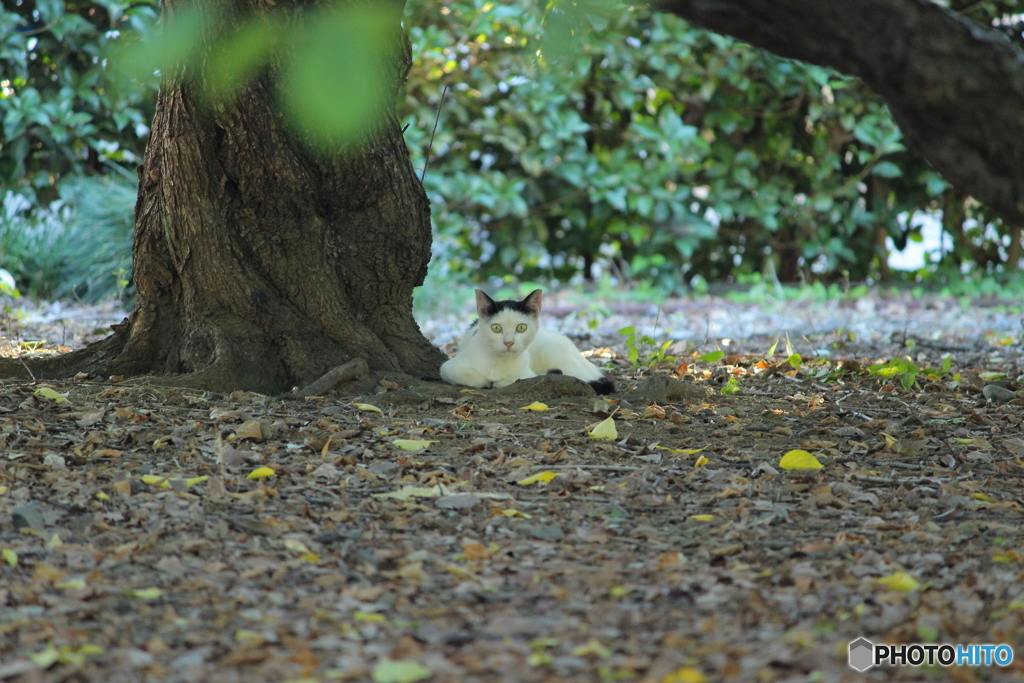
289;358;369;398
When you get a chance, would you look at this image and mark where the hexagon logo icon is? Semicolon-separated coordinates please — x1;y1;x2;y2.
849;638;875;672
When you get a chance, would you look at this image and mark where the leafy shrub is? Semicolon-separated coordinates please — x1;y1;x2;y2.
0;1;158;202
2;0;1021;306
0;192;69;299
401;1;1018;287
0;171;135;302
56;170;135;302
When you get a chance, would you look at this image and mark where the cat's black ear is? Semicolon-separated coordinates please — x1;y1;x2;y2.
522;289;542;316
475;289;497;319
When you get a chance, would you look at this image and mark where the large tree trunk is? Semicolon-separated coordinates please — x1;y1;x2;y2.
656;0;1024;226
5;0;445;393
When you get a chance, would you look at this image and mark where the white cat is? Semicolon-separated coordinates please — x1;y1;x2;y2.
440;289;615;394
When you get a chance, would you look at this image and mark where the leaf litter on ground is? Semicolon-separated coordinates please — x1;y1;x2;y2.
3;292;1024;680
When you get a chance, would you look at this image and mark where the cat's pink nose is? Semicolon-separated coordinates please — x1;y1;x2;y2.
504;341;514;349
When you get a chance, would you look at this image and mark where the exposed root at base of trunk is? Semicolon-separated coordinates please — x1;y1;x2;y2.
0;326;134;383
289;359;369;399
0;310;442;395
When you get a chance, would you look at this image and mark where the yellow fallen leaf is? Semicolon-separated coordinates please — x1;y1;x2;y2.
235;630;264;645
663;666;707;683
56;578;87;590
974;492;996;503
992;551;1019;564
493;509;531;518
354;611;386;622
399;564;432;585
29;645;60;669
779;449;823;470
284;539;312;554
694;455;709;468
95;492;109;501
571;638;612;659
655;446;706;455
53;644;103;667
392;439;437;451
300;552;320;563
520;402;550;411
876;572;919;592
246;466;276;479
3;548;18;566
374;485;442;500
353;403;383;415
34;387;69;403
518;471;559;485
126;587;163;600
185;476;208;488
445;564;478;580
689;514;715;521
588;416;618;440
0;485;7;495
371;659;432;683
140;475;171;488
230;489;270;502
528;651;553;667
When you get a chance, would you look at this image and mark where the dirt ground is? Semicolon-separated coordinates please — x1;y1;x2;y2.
2;293;1024;682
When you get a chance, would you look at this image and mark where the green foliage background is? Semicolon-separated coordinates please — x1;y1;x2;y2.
401;0;1021;291
0;0;1021;301
1;0;156;200
0;0;153;301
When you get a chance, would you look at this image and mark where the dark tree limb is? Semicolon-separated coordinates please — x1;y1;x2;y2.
655;0;1024;224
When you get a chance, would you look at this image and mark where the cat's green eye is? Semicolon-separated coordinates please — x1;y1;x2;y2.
491;323;502;333
516;323;528;333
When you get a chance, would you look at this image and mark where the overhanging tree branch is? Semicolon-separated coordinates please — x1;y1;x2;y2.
655;0;1024;224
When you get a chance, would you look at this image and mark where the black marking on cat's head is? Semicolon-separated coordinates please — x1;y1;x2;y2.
589;377;616;395
474;289;543;319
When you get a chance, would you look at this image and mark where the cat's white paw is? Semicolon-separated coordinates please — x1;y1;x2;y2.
440;359;490;388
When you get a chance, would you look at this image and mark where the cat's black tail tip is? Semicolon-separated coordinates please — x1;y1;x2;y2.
589;377;616;395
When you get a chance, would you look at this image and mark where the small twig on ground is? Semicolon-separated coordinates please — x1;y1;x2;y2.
421;85;448;182
18;359;35;381
851;474;942;486
541;465;642;471
290;358;368;399
974;469;1024;479
910;339;974;352
882;461;936;471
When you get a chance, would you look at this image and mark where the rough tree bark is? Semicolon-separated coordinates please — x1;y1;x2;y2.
655;0;1024;226
4;0;445;394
